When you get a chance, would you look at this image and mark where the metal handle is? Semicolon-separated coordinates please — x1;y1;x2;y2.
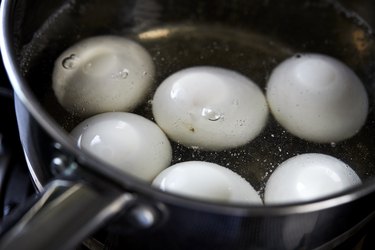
0;179;135;250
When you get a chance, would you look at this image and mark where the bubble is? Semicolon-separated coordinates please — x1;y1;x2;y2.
111;68;129;80
83;62;93;74
238;120;246;126
330;142;337;148
232;99;240;106
62;54;78;69
201;108;223;121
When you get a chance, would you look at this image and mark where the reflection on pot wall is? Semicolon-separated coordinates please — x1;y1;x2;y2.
282;213;319;249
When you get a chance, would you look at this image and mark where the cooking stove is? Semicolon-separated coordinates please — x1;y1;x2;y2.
0;59;33;219
0;52;375;250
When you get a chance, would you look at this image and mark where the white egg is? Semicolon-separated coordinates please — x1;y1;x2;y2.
152;161;262;204
53;36;154;117
152;66;268;151
264;153;361;204
71;112;172;182
266;53;368;143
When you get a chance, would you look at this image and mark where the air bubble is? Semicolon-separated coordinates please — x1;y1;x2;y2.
112;68;129;80
62;54;78;69
201;108;223;121
83;62;93;74
232;99;240;106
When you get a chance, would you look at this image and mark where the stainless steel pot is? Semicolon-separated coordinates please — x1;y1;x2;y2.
1;0;375;249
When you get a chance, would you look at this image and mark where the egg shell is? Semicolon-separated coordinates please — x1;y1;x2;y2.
152;66;268;151
53;36;155;117
266;53;368;143
71;112;172;182
264;153;361;204
153;161;263;204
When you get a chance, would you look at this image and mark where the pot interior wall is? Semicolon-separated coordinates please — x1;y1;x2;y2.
11;0;375;197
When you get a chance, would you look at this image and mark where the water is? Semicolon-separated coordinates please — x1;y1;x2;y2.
127;25;292;192
18;0;375;195
132;24;375;193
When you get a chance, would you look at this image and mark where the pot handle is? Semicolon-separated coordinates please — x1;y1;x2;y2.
0;179;134;250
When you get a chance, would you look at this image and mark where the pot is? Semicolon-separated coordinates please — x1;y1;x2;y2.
1;0;375;249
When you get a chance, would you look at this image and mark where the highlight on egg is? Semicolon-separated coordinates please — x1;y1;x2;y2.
266;53;368;143
152;161;263;204
70;112;172;182
264;153;361;204
53;36;155;117
152;66;269;151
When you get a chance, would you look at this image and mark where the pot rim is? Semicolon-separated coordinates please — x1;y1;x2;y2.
1;0;375;217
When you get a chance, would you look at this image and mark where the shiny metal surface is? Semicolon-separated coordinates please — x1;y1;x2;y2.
2;0;375;249
0;180;135;250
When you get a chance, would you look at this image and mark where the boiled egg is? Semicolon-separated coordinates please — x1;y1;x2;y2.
266;53;368;143
264;153;361;204
53;36;154;117
152;66;268;151
71;112;172;182
152;161;262;204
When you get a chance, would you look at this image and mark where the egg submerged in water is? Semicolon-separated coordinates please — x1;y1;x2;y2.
266;53;368;143
264;153;361;204
152;161;262;204
152;66;268;151
70;112;172;182
53;36;155;117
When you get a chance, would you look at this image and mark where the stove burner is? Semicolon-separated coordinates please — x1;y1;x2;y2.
0;86;33;220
